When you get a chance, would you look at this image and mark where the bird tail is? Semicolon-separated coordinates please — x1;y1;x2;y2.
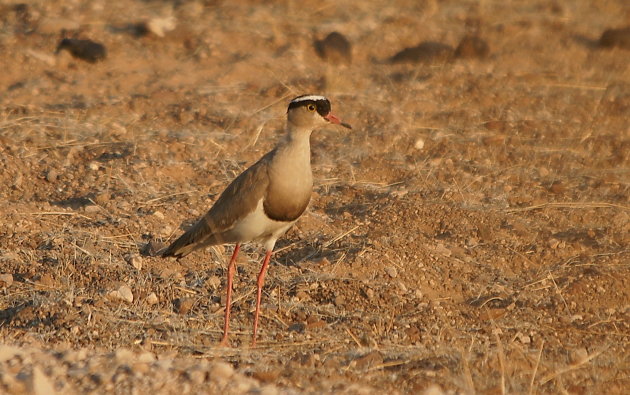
161;219;215;258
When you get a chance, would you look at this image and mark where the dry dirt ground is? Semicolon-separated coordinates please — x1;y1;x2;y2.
1;0;629;394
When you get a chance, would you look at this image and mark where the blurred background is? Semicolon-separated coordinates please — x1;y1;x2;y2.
0;1;628;394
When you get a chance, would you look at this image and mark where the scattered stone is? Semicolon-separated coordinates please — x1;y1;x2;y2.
434;243;452;257
385;266;398;278
295;290;309;300
45;169;58;183
37;273;56;287
152;211;165;220
288;322;306;333
174;298;194;314
84;205;100;213
56;38;107;63
142;240;166;257
570;347;589;364
205;275;221;290
125;254;143;270
146;16;177;38
454;35;490;59
0;273;13;288
414;138;425;150
516;332;531;344
88;162;100;171
305;316;326;330
599;26;630;49
548;180;566;194
146;292;159;305
314;32;352;65
94;192;110;205
160;225;173;237
389;41;453;64
353;351;383;370
159;266;184;281
109;284;134;303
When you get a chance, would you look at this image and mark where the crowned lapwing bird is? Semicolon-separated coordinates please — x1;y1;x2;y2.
162;95;351;346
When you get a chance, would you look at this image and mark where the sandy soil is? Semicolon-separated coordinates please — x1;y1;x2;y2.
0;0;629;393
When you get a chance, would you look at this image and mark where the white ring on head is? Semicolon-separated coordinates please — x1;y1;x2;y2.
291;95;328;103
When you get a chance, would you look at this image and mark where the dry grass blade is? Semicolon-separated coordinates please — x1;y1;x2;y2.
346;327;362;347
528;340;544;395
539;346;609;385
506;202;629;213
323;225;360;248
142;190;197;205
27;211;93;220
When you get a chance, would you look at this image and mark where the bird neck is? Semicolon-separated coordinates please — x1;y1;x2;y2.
283;124;313;149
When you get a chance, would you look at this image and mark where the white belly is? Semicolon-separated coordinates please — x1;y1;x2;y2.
230;199;296;251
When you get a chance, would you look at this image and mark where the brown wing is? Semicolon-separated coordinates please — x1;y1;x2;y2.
162;152;273;258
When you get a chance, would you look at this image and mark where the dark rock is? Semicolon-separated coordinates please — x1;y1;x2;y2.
56;38;107;63
389;41;453;64
599;26;630;49
455;35;490;59
314;32;352;65
288;322;306;333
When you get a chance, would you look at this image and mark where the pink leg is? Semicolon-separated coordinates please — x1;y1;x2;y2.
219;243;240;346
252;250;273;347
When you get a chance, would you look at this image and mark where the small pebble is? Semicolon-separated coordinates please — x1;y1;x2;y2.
385;266;398;278
146;292;159;305
125;254;143;270
84;205;100;213
570;348;589;364
174;298;194;314
414;138;425;150
205;276;221;290
109;284;134;303
147;16;177;37
0;273;13;288
46;169;58;183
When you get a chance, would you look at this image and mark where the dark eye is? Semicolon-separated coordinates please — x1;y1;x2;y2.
307;104;316;112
